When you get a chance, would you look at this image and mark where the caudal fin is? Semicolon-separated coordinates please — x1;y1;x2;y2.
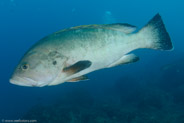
137;13;173;50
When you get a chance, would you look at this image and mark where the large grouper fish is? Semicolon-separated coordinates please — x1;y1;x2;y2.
10;13;173;87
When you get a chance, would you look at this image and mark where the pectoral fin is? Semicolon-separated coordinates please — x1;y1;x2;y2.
63;60;92;76
67;75;89;82
108;54;139;68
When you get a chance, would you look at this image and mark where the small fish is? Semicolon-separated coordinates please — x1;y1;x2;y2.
10;13;173;87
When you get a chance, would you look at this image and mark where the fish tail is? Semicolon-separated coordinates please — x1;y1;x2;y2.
136;13;173;50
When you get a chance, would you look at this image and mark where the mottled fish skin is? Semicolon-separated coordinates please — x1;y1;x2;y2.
47;27;130;62
10;13;173;87
42;27;133;85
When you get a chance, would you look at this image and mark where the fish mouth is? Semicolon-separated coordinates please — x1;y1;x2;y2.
10;76;46;87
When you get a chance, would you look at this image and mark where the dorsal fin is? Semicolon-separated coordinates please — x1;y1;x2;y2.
104;23;137;33
55;23;137;34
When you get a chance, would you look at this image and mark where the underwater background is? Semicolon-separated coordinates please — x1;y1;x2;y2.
1;0;184;122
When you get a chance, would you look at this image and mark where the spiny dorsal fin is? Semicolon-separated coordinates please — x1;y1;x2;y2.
104;23;137;33
63;60;92;76
67;75;89;82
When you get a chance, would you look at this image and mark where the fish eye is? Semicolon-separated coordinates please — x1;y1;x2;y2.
53;61;57;65
21;64;29;70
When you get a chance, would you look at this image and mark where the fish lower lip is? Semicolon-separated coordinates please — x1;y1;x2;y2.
10;78;31;87
10;76;37;87
23;77;36;83
10;76;48;87
10;78;16;84
23;77;40;86
21;77;47;87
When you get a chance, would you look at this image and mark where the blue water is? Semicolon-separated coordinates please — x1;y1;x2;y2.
1;0;184;122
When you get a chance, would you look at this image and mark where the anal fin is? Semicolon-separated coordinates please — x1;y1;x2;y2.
108;54;139;68
67;75;89;82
